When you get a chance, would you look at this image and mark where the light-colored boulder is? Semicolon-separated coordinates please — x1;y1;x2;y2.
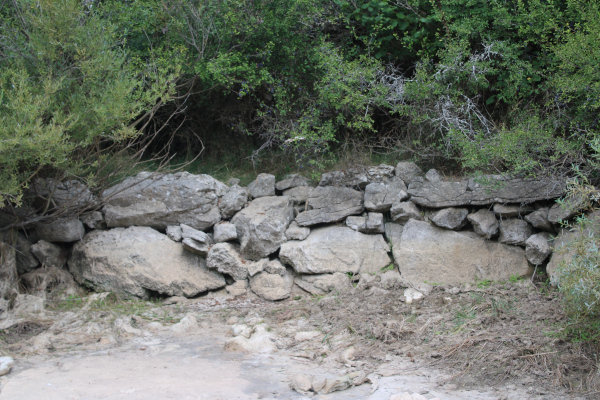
390;201;422;223
525;232;554;265
280;226;391;274
524;209;553;232
430;208;469;230
250;270;294;301
294;273;353;295
31;240;66;269
498;219;534;246
206;243;250;281
166;225;182;242
214;222;238;242
467;209;499;239
285;221;310;241
282;186;312;205
231;196;294;260
35;218;85;242
102;172;226;231
493;203;534;218
219;185;248;219
395;162;423;184
68;227;225;298
275;174;313;191
295;187;364;227
248;173;276;198
364;177;408;212
394;220;531;284
408;175;565;208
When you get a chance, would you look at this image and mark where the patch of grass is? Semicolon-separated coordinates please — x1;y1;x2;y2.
381;264;395;272
476;278;493;288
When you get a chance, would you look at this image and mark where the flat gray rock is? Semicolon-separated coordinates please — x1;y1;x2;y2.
280;226;391;274
181;224;211;243
493;203;534;218
295;187;363;227
231;196;294;261
68;227;225;298
103;172;226;231
394;220;531;284
430;207;469;230
408;175;565;208
182;238;210;256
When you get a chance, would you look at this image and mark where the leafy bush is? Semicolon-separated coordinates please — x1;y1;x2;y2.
0;0;173;207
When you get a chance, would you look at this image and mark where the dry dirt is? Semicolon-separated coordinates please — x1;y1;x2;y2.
0;278;598;400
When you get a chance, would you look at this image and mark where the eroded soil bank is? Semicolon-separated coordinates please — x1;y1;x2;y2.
0;280;598;399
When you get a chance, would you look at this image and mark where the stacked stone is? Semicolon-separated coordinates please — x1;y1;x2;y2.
2;163;588;304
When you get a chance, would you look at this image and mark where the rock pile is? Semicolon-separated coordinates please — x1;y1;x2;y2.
0;162;585;303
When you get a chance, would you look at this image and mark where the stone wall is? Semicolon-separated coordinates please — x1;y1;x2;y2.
1;163;582;302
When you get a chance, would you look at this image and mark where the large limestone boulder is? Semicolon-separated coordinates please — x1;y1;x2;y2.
295;187;364;226
408;176;565;208
103;172;226;231
394;220;531;284
364;177;408;212
68;227;225;299
279;226;391;275
35;218;85;242
231;196;294;261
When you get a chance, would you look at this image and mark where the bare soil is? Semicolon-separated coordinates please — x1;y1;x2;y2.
0;279;598;399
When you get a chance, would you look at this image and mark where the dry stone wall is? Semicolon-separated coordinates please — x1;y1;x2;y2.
0;162;587;303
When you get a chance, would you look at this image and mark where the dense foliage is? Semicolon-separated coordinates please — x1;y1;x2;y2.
1;0;600;199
